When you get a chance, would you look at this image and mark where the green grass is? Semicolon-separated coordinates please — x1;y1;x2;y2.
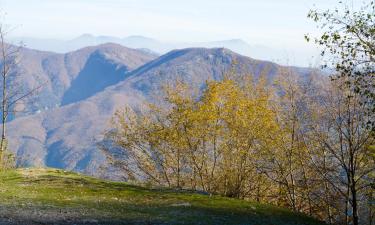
0;168;326;225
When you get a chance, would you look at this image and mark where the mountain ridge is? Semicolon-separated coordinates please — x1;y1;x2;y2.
11;34;321;66
10;42;157;118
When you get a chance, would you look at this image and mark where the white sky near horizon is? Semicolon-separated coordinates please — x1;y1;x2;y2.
0;0;363;65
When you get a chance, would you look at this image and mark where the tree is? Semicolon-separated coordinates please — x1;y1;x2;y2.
306;78;374;225
101;81;197;188
199;77;279;198
102;76;280;199
102;69;372;224
306;2;375;224
0;24;43;169
306;0;375;130
260;68;312;213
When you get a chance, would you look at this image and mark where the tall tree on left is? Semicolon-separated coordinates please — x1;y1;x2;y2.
0;24;42;170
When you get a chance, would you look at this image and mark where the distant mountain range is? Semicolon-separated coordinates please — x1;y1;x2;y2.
10;34;318;67
6;43;317;179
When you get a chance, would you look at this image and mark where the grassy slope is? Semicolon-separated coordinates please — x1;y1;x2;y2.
0;168;325;225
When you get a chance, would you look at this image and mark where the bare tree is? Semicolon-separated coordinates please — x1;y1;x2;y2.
0;24;43;169
306;78;375;225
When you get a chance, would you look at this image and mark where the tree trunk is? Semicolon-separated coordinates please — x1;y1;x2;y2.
0;60;6;168
350;178;359;225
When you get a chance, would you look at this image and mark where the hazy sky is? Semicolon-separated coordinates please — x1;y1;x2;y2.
0;0;345;65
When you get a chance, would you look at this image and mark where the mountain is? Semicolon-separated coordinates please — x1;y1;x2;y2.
10;43;157;117
6;45;316;179
11;35;307;65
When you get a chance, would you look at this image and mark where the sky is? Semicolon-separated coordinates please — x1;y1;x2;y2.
0;0;346;65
